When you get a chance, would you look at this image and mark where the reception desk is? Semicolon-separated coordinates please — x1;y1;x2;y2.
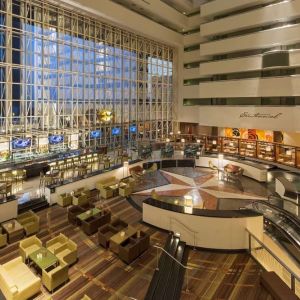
143;198;263;250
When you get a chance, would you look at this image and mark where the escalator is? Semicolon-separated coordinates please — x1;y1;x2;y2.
248;200;300;265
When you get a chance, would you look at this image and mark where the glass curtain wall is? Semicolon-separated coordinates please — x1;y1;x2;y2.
0;0;174;162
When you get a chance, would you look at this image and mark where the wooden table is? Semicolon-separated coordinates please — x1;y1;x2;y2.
77;208;101;222
2;219;24;243
29;247;58;272
110;226;137;254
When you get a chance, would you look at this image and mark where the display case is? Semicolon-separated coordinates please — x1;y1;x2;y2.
276;145;296;166
206;137;221;153
296;148;300;168
257;142;275;161
222;138;239;155
239;140;256;157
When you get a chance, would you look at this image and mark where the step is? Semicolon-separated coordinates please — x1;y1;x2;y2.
151;236;180;300
163;241;187;300
145;234;178;300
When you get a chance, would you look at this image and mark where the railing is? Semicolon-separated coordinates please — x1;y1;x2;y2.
169;217;198;249
157;133;300;169
153;244;196;292
247;229;300;297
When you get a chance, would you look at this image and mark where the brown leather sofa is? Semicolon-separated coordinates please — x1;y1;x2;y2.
81;210;111;235
98;225;118;249
118;231;150;264
110;218;128;231
68;206;85;225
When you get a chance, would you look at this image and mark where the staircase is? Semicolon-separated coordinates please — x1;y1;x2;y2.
18;197;49;214
145;233;189;300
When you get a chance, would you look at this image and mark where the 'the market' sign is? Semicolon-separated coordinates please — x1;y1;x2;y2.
239;112;283;119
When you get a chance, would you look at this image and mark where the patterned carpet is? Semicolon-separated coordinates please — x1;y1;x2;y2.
0;196;272;300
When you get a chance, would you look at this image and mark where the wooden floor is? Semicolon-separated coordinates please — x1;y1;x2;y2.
0;196;272;300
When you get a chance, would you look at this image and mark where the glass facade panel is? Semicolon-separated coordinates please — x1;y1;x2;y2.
0;0;174;161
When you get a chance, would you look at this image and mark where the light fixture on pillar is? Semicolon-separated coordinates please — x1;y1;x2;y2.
212;140;217;145
181;138;185;143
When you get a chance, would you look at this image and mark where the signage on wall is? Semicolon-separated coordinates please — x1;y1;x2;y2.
239;112;283;119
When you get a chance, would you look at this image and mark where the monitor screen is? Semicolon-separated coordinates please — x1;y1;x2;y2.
90;130;102;139
12;138;31;149
130;125;137;133
49;135;64;144
112;128;121;136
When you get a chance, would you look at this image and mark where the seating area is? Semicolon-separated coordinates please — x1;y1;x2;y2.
97;218;150;264
223;164;244;181
0;210;40;246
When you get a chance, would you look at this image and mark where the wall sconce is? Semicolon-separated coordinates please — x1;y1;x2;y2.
196;152;200;156
177;131;181;134
170;132;173;135
196;139;201;143
181;138;185;143
166;138;170;143
212;140;217;145
229;142;234;147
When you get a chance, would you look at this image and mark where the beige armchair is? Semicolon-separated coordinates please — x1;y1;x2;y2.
0;228;7;248
46;233;68;254
17;210;40;236
72;194;88;206
57;193;73;207
119;184;132;197
95;176;117;190
42;261;69;293
100;187;114;199
0;256;41;300
19;235;42;263
53;239;78;266
81;295;92;300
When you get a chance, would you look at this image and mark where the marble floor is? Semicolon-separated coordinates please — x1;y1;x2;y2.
131;167;270;210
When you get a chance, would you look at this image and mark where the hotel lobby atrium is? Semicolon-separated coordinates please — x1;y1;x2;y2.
0;0;300;299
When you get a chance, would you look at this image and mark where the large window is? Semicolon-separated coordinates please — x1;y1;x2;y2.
0;0;174;160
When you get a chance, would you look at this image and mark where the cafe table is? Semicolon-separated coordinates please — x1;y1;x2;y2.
2;219;24;243
109;226;137;254
29;247;58;272
77;208;101;222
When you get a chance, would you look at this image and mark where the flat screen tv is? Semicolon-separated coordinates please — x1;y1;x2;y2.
49;135;64;145
90;130;102;139
12;138;31;149
112;128;121;136
130;125;137;133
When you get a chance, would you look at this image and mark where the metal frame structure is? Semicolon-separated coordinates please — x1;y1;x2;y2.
0;0;175;162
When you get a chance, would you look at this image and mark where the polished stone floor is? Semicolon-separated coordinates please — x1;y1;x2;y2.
131;167;270;210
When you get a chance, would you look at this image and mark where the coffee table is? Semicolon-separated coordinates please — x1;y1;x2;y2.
110;226;137;254
29;247;58;272
2;220;24;243
77;208;101;222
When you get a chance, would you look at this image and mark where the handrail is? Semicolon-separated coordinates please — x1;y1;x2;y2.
246;229;300;293
170;217;198;249
153;244;193;270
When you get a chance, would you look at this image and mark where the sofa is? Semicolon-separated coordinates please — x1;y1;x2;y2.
0;256;41;300
224;164;244;181
95;176;117;190
46;233;68;254
17;210;40;236
99;186;114;199
118;230;150;264
119;184;132;197
57;193;73;207
0;228;7;248
81;210;111;235
98;225;118;249
19;235;42;263
42;260;69;292
68;206;85;225
111;218;128;231
53;239;78;266
72;194;88;206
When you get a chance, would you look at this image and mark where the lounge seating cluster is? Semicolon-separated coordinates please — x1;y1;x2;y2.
17;210;40;236
98;218;150;264
0;233;78;298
